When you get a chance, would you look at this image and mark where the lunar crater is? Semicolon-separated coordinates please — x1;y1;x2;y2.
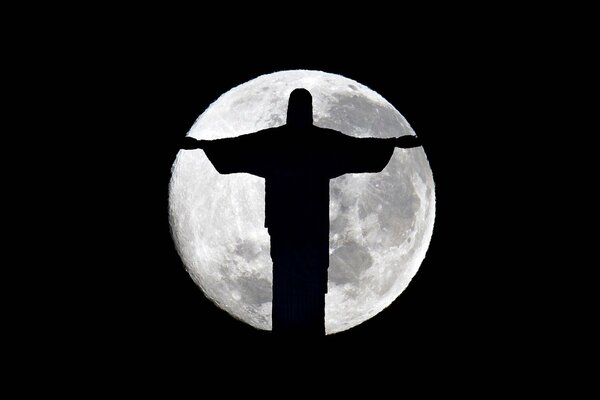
329;241;373;285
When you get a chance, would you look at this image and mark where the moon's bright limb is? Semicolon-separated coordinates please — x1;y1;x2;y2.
169;70;435;334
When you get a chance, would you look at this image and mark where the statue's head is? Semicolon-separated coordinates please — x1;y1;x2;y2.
286;88;313;128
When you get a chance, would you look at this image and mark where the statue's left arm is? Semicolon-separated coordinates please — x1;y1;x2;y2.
394;135;422;149
327;134;421;178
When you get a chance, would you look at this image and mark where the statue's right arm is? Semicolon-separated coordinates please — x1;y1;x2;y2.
181;130;274;177
180;136;208;150
180;134;258;150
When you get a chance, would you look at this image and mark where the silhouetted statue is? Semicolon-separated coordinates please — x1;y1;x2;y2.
181;88;421;336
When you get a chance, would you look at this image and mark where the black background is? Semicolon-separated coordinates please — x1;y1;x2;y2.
38;18;559;384
95;51;516;353
9;5;590;392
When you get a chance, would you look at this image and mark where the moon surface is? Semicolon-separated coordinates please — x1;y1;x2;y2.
169;70;435;334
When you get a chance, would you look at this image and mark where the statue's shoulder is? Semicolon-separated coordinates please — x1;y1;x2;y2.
253;125;286;137
314;127;358;146
313;125;346;136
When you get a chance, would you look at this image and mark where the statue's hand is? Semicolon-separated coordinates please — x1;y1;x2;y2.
181;136;202;150
394;135;422;149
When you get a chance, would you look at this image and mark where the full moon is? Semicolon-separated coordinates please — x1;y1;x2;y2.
169;70;435;334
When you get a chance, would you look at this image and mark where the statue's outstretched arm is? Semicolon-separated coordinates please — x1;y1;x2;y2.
393;135;421;149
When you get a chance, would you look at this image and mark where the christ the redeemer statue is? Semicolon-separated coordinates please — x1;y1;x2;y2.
181;88;421;336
